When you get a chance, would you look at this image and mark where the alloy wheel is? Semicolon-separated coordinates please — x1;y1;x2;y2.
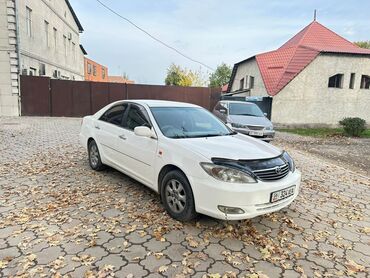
165;179;186;213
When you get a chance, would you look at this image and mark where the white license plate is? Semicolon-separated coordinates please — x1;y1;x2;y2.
249;130;264;136
270;185;296;203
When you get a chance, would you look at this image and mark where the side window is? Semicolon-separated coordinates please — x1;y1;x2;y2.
124;105;151;131
100;105;126;126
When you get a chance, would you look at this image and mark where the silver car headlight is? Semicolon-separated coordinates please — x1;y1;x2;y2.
265;126;273;131
231;123;245;128
200;163;256;183
282;151;295;172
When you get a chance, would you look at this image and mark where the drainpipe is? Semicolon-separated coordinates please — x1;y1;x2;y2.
14;0;21;115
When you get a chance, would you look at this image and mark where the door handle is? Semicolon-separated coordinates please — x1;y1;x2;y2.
94;125;100;130
118;134;127;140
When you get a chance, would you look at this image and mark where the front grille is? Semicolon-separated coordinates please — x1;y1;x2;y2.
253;163;289;181
247;125;264;130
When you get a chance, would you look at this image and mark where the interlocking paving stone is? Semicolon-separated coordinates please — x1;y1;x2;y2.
0;117;369;277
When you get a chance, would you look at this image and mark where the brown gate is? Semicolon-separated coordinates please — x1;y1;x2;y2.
20;76;220;117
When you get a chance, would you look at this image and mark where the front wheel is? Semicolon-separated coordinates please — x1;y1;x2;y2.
88;140;105;171
161;170;197;221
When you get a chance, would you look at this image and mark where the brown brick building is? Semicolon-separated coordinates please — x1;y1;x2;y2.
84;57;108;82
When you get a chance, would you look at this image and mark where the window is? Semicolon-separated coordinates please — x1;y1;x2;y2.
53;28;57;50
239;78;244;90
124;105;151;131
63;35;67;56
229;103;264;117
93;65;97;76
102;68;106;79
249;76;255;89
328;74;343;88
87;63;92;74
44;21;49;47
151;107;231;139
39;63;46;75
100;105;127;126
26;7;32;37
361;75;370;89
29;67;36;76
72;42;76;61
349;73;355;89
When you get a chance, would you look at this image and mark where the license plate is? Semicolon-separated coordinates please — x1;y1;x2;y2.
249;130;264;136
270;185;296;203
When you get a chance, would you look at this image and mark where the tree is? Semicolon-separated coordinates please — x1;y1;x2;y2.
209;63;232;88
354;41;370;49
164;64;206;87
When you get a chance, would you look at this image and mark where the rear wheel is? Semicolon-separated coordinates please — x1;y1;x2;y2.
88;140;105;171
161;170;197;221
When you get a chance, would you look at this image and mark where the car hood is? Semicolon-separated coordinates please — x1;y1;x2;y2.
177;133;282;160
228;115;272;127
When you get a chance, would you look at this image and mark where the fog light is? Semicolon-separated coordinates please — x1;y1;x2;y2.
218;205;245;214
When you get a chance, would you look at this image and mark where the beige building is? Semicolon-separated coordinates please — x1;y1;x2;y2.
227;20;370;126
0;0;85;116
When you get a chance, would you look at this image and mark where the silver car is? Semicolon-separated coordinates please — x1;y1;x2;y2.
213;100;275;141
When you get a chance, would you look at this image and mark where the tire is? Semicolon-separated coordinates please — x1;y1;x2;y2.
88;140;105;171
161;170;197;221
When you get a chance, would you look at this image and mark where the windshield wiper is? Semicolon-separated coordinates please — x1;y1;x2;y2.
234;113;257;116
171;134;189;138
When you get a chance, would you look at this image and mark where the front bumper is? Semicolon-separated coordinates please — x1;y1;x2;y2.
189;170;301;220
233;128;275;141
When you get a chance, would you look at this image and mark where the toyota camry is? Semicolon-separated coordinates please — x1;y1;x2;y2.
80;100;301;221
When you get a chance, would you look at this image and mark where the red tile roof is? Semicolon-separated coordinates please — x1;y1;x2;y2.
235;21;370;96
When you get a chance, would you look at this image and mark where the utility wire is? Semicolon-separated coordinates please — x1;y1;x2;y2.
95;0;214;71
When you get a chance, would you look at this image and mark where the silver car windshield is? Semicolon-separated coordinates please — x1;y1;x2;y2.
229;103;264;117
151;107;234;139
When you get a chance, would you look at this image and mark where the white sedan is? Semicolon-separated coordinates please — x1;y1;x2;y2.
80;100;301;221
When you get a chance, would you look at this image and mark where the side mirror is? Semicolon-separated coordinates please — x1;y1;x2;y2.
134;126;157;139
220;109;227;114
263;113;268;117
226;123;233;129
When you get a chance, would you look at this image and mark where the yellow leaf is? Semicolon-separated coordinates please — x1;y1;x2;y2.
346;260;365;273
158;265;168;273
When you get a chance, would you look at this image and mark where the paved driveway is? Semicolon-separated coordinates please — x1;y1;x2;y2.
0;117;369;278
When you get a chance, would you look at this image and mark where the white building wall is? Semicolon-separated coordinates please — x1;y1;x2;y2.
18;0;84;80
0;0;84;116
230;58;268;96
0;0;19;116
272;54;370;126
231;54;370;126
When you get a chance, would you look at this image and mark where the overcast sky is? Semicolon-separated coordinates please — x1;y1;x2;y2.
70;0;370;84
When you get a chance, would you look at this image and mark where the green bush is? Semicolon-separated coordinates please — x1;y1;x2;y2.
339;117;366;137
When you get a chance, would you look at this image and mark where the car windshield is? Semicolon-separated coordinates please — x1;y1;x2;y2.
229;103;264;117
151;107;234;139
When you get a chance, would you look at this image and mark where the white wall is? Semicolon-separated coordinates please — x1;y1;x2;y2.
18;0;84;80
231;54;370;126
271;54;370;126
0;0;19;116
230;58;268;96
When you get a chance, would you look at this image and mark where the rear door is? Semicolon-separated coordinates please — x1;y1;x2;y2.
94;104;128;165
115;103;158;188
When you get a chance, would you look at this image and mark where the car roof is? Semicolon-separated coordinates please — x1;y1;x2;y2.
113;99;201;108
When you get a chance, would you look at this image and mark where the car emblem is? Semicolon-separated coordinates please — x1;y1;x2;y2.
275;166;282;174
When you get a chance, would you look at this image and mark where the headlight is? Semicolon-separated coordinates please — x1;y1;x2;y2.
282;151;295;172
265;126;273;131
200;163;256;183
231;123;245;128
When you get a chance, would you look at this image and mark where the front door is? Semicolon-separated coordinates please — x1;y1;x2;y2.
116;103;158;188
94;104;128;166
